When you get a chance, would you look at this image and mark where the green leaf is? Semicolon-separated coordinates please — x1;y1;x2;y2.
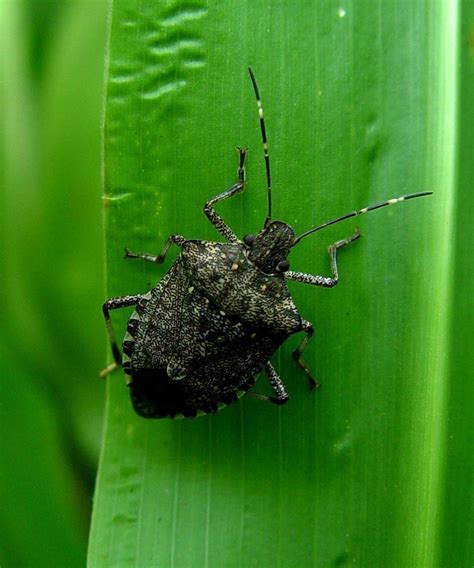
89;1;473;566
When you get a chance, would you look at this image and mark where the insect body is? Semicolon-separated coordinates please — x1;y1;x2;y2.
102;68;431;419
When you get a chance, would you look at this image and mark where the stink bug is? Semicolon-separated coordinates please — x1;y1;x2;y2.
101;68;431;419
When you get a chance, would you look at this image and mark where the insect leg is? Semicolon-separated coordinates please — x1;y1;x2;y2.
292;320;318;388
124;234;185;263
248;362;289;405
285;229;360;287
101;295;142;376
203;147;247;243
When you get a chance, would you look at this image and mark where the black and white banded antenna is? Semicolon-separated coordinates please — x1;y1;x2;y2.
248;67;272;228
293;191;433;245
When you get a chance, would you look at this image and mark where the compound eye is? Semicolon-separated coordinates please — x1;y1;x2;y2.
243;234;255;247
276;259;290;272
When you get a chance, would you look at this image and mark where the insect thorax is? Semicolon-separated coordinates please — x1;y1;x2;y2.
181;240;301;334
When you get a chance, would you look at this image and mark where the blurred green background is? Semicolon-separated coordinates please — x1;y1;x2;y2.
1;1;108;565
1;1;473;567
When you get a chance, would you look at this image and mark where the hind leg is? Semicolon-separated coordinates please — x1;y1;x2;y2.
248;362;289;405
101;295;142;376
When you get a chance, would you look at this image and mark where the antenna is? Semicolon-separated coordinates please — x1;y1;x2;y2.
293;191;433;245
248;67;272;227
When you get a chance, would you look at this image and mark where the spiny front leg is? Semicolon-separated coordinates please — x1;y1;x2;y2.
124;234;185;264
203;147;247;243
285;229;360;287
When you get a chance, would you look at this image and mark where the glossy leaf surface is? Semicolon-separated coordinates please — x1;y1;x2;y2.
89;2;473;567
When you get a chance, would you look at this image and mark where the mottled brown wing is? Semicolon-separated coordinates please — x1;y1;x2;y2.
127;265;290;418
